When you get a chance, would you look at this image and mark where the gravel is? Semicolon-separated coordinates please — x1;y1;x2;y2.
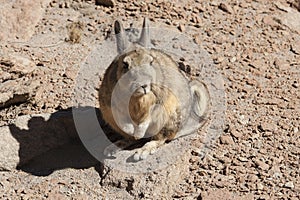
0;0;299;199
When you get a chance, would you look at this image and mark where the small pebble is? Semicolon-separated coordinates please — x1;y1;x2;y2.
284;182;294;189
254;160;270;171
178;24;185;32
219;3;233;14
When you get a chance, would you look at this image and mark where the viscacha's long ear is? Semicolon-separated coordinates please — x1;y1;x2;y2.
114;20;129;54
138;18;150;48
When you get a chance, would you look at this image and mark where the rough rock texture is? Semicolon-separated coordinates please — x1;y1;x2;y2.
0;0;299;199
0;55;38;109
0;126;19;171
275;2;300;34
101;151;190;199
0;0;50;41
95;0;115;7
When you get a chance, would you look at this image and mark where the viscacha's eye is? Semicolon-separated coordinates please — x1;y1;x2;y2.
122;56;131;70
123;61;129;70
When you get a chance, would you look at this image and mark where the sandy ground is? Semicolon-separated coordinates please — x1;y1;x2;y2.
0;0;299;199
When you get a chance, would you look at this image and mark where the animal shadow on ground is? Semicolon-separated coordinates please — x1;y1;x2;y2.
8;107;121;176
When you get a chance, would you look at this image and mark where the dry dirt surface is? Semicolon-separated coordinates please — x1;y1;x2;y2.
0;0;300;199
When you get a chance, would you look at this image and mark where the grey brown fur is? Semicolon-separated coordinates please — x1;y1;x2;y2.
99;18;210;161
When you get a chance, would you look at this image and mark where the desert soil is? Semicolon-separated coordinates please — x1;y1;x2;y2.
0;0;299;199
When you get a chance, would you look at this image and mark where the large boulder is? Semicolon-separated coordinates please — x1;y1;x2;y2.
0;0;50;41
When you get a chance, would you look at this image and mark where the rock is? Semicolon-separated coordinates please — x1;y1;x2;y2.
259;122;276;132
0;93;12;107
101;140;191;199
64;67;78;80
262;131;273;137
178;61;191;74
0;79;34;109
278;8;300;34
249;59;267;71
220;134;234;145
0;0;50;41
178;24;186;32
254;159;270;171
284;181;294;189
257;183;264;190
2;55;36;75
262;16;280;28
0;55;38;108
230;56;237;63
230;129;243;138
238;157;248;162
193;34;202;45
0;92;30;109
213;56;225;64
219;3;233;14
274;2;291;12
95;0;115;7
0;69;12;82
274;59;290;71
291;40;300;55
0;126;19;171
